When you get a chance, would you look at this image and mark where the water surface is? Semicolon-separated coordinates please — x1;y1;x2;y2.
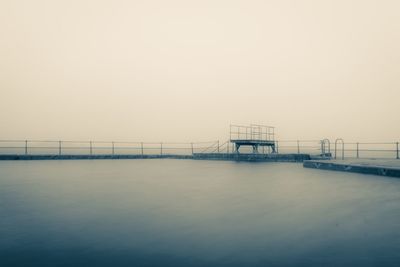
0;159;399;267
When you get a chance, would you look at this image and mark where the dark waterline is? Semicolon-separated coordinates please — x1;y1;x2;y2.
0;159;399;267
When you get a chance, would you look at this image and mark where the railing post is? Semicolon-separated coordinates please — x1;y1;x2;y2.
59;141;62;156
396;142;399;159
25;140;28;155
191;143;194;155
327;139;331;154
90;141;92;155
342;143;345;160
227;142;229;154
297;140;300;154
112;142;114;155
356;142;359;158
334;142;337;159
160;142;163;156
217;141;219;153
141;142;144;156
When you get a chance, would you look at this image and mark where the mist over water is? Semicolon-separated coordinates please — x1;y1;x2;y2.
1;159;399;267
1;1;400;141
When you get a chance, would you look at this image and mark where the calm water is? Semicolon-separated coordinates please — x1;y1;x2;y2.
0;160;399;267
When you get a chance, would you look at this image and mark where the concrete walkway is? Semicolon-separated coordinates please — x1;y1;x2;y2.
0;153;311;162
304;159;400;178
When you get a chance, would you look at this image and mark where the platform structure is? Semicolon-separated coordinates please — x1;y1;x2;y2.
230;124;276;154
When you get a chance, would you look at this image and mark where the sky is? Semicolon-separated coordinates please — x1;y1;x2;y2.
0;0;399;143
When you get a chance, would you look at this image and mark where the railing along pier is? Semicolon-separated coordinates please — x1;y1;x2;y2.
0;139;399;160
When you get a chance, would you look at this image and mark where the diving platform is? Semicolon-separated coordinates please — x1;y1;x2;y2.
230;124;276;153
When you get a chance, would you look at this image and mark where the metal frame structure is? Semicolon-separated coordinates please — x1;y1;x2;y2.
229;124;276;154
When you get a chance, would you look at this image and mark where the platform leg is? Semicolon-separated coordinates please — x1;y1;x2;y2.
252;145;259;154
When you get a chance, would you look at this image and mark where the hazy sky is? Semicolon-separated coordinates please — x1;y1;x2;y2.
1;0;399;142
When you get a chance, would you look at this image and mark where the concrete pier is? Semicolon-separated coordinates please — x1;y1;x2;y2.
304;159;400;178
0;154;193;161
193;153;310;162
0;153;311;162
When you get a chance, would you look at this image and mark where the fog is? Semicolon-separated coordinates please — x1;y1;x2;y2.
1;0;399;143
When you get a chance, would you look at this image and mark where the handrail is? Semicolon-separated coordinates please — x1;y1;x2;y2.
200;141;219;153
334;138;345;160
210;140;229;153
321;139;331;154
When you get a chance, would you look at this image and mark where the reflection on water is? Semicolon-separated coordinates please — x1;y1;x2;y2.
0;159;399;267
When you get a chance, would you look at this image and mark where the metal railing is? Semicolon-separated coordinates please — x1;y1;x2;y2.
273;140;323;155
333;139;400;160
0;139;398;159
0;140;218;156
0;139;320;156
334;139;344;159
230;124;275;141
211;139;400;159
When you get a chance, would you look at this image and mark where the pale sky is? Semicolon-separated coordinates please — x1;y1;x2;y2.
1;0;399;142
